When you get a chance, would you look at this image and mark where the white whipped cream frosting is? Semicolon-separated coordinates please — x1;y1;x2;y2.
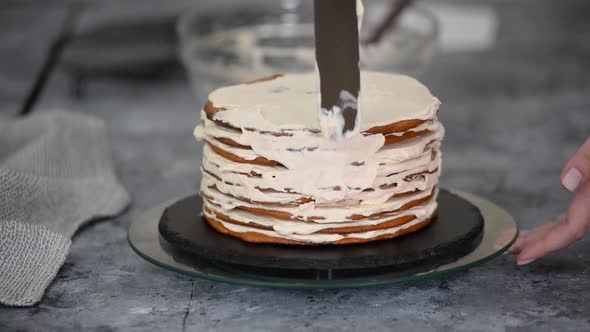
207;71;440;132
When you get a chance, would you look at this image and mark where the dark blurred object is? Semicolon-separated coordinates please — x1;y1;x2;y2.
364;0;414;45
314;0;360;135
60;15;180;99
19;1;84;116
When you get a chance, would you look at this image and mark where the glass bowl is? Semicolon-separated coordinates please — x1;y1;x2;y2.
177;0;439;105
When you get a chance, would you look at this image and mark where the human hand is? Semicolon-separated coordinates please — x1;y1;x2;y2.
509;138;590;265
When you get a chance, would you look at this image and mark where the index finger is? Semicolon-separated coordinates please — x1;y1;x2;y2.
517;181;590;264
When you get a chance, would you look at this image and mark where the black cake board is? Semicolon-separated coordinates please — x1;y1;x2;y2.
158;190;484;271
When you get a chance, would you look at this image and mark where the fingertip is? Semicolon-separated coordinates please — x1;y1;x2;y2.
517;244;541;264
517;240;546;265
518;222;577;264
517;258;536;266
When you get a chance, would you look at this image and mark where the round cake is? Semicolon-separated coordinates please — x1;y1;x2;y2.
194;71;443;245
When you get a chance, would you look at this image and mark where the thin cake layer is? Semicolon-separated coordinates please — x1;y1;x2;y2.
204;212;437;245
203;71;440;133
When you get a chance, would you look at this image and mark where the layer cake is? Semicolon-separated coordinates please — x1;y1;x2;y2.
194;71;443;245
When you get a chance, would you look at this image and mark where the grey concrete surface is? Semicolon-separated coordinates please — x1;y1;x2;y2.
0;0;589;331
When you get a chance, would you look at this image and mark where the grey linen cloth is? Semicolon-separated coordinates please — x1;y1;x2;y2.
0;111;130;306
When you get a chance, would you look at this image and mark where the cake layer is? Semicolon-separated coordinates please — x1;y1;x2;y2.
204;211;436;245
201;170;439;206
199;117;440;149
199;116;443;166
201;186;437;223
200;142;441;205
204;71;440;133
203;191;437;235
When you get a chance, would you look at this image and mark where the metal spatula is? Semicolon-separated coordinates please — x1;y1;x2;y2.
314;0;361;138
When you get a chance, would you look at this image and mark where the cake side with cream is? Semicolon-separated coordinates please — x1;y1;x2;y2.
194;71;443;245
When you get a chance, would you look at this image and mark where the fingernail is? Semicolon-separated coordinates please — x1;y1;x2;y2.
562;168;582;192
517;258;536;265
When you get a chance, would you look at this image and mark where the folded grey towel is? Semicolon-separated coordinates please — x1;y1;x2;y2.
0;111;130;306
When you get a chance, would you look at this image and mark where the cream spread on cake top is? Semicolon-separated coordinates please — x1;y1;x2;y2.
207;71;440;132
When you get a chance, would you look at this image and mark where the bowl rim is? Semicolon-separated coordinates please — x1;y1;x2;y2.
176;2;440;48
176;2;440;83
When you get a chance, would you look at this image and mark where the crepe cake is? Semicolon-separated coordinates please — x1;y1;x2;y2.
193;71;444;245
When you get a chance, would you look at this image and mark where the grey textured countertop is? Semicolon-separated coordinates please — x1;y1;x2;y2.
1;0;589;331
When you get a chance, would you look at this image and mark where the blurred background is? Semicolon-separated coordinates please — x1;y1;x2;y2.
3;0;589;109
1;0;589;221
